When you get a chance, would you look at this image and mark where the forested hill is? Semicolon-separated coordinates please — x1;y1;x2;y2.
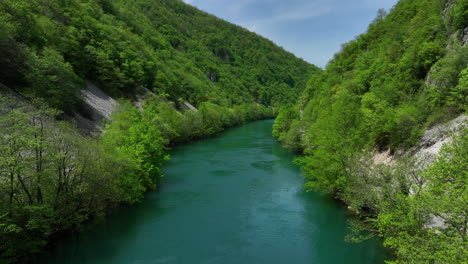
0;0;317;262
0;0;317;115
274;0;467;262
275;0;467;167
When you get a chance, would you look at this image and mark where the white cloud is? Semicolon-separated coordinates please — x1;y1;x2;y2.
238;0;332;34
263;3;330;23
182;0;196;4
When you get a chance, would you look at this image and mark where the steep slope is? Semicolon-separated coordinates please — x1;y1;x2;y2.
0;0;317;116
273;0;467;262
0;0;318;262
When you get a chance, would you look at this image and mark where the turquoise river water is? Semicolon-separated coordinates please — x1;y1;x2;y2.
39;120;387;264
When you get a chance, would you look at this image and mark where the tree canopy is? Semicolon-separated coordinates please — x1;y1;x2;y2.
273;0;467;262
0;0;317;115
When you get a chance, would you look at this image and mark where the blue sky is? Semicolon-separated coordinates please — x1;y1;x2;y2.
182;0;399;68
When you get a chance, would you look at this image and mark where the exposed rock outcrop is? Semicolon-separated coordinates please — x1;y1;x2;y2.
414;114;467;159
462;26;468;46
372;148;394;165
68;81;118;136
371;114;466;229
183;101;198;111
81;81;118;121
373;114;467;165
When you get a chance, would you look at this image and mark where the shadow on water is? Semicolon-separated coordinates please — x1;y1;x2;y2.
37;120;389;264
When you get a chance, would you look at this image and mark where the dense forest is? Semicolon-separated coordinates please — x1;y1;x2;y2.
0;0;315;113
274;0;467;262
0;0;316;262
1;0;467;262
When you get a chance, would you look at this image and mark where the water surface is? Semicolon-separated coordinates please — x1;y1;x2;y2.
40;120;387;263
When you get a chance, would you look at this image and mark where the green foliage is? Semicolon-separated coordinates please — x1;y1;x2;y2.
450;66;468;110
0;0;316;112
0;29;27;87
272;105;299;140
275;0;466;192
24;47;83;113
451;0;468;30
300;89;362;193
0;0;311;262
273;0;468;262
0;87;276;263
423;128;468;244
101;102;169;201
340;129;468;263
427;44;468;110
0;95;135;262
199;102;226;136
377;129;468;263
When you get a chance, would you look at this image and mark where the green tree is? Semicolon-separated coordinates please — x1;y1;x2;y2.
101;102;169;202
25;47;82;113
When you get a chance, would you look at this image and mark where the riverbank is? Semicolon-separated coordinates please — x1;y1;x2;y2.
273;113;468;263
0;90;275;263
37;120;388;264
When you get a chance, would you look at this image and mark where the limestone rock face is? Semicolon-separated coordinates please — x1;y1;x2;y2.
70;81;118;136
462;26;468;46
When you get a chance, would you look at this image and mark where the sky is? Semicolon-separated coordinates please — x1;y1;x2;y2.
182;0;399;68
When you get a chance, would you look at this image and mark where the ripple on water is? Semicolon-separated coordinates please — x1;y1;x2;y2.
250;160;277;172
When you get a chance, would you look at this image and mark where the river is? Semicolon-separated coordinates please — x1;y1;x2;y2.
39;120;387;263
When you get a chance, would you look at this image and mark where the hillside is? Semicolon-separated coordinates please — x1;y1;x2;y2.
0;0;318;262
2;0;466;262
273;0;467;262
0;0;317;116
